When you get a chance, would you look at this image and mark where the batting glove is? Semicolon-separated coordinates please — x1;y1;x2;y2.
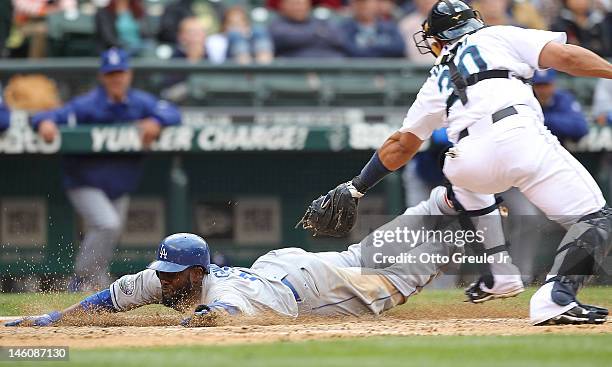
181;305;211;327
4;311;62;327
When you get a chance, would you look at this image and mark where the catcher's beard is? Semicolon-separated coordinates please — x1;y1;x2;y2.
161;282;201;312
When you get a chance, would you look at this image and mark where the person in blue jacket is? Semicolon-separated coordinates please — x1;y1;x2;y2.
0;101;9;131
403;127;449;206
31;48;181;291
340;0;405;58
532;69;589;143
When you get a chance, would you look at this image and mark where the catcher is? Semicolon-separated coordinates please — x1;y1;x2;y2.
299;0;612;326
6;187;470;327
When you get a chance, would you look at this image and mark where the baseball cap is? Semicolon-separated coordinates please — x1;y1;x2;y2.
100;48;130;74
532;69;556;84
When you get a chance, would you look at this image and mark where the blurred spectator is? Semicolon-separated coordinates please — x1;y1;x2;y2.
532;69;589;143
0;0;13;58
31;48;181;291
269;0;346;58
551;0;612;57
207;6;274;65
399;0;437;63
377;0;401;21
532;0;563;28
473;0;546;29
9;0;77;58
340;0;405;57
95;0;154;55
0;102;10;131
173;16;219;63
158;0;222;44
592;78;612;126
162;16;223;103
266;0;343;10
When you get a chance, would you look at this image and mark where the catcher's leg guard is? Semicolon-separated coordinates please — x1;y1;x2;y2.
531;206;612;325
444;184;524;303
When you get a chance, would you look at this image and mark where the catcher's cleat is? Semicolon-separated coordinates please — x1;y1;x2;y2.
534;303;608;326
579;303;609;316
464;277;525;303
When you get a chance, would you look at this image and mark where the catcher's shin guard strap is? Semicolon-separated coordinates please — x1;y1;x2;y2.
444;182;508;289
444;181;503;217
352;151;392;194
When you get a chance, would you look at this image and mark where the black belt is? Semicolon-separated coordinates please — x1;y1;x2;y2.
281;277;302;302
446;70;531;113
458;105;519;141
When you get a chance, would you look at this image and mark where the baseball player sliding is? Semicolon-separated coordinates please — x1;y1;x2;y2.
299;0;611;326
5;188;474;327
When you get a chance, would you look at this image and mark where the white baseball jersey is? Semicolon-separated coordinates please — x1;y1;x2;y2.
400;25;566;143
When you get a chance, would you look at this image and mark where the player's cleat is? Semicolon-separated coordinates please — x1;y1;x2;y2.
464;277;525;303
579;303;609;316
534;303;608;326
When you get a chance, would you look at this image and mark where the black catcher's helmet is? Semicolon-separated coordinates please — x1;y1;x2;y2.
413;0;485;56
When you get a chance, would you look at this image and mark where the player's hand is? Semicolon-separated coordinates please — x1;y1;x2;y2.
4;311;62;327
181;304;218;328
37;120;59;143
138;118;162;148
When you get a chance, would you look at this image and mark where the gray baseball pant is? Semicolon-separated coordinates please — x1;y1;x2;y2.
67;187;129;285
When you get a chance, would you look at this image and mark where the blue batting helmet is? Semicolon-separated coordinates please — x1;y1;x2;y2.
147;233;211;273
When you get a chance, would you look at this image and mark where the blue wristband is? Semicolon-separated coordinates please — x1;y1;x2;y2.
80;289;117;312
352;151;392;193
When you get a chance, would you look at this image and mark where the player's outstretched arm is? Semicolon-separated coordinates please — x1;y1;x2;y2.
298;131;423;237
4;289;119;327
352;131;423;193
539;42;612;79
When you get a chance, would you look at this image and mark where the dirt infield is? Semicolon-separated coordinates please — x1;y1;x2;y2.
1;314;610;349
2;289;610;349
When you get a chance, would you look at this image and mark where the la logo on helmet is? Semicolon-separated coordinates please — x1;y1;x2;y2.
159;244;168;259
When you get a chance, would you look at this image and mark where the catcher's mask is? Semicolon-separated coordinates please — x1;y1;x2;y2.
413;0;485;56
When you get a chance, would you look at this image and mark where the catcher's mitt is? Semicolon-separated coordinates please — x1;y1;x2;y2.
297;182;360;237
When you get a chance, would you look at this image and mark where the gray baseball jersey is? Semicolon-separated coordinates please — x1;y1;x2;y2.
108;188;462;317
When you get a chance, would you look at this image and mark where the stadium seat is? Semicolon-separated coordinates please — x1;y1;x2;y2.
188;73;262;106
47;12;97;57
556;76;598;107
385;71;428;107
321;74;388;107
256;73;322;106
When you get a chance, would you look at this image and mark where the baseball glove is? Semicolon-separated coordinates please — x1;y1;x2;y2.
296;182;360;237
